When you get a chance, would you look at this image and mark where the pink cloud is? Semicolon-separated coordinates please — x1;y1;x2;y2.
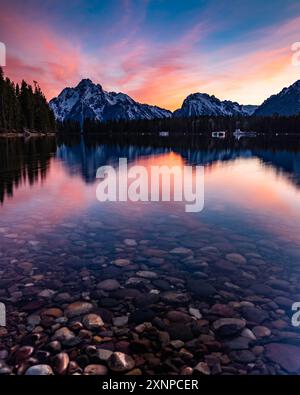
1;3;300;110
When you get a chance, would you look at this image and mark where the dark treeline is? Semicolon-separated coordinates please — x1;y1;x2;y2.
0;137;56;203
0;67;56;133
2;65;300;135
57;113;300;135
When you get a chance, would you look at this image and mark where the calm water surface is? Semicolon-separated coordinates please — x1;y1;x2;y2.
1;135;300;375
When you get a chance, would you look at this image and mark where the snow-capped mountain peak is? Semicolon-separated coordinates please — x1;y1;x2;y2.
173;92;257;117
49;79;172;123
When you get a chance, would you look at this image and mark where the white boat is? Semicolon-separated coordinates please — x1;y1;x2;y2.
212;131;226;138
159;131;169;137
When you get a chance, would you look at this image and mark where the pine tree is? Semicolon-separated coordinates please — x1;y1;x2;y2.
0;67;56;133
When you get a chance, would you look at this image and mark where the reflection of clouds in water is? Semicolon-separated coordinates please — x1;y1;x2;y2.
1;140;300;247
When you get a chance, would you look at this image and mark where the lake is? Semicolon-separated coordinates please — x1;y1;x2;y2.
1;134;300;375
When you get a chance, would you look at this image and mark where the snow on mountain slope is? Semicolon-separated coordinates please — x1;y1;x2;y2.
49;79;172;122
173;93;256;117
254;80;300;116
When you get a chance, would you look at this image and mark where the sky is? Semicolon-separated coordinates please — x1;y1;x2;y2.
1;0;300;110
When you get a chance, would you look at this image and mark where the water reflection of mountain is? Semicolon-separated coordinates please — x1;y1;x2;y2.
1;135;300;205
56;136;300;188
56;139;172;182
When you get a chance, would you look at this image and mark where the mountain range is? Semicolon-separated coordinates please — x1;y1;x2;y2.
49;79;172;123
49;79;300;122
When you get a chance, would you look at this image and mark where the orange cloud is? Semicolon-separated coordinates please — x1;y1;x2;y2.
1;4;300;110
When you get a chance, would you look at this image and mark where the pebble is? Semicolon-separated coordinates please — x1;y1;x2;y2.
225;253;247;264
194;362;211;375
252;326;271;338
212;318;246;336
113;259;131;267
97;279;120;291
108;352;135;372
136;271;158;279
189;307;202;319
65;301;94;318
124;239;137;246
113;316;129;327
53;352;69;375
25;365;54;375
83;314;104;330
84;364;108;375
170;247;193;255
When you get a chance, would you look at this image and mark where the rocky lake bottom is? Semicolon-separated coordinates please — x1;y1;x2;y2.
1;136;300;375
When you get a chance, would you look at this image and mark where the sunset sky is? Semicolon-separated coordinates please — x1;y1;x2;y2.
1;0;300;110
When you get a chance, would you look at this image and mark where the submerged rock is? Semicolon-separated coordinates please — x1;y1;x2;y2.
108;352;135;372
265;343;300;373
212;318;246;336
25;365;54;375
65;301;94;318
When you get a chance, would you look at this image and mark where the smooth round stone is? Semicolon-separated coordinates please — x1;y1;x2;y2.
170;340;184;349
123;239;137;246
38;289;56;298
83;314;104;330
25;364;54;375
181;367;194;375
65;301;93;318
17;262;33;272
97;279;120;291
27;314;41;326
166;311;191;323
224;337;250;350
274;296;294;308
212;318;246;336
241;328;257;340
229;350;256;363
210;303;235;317
215;260;236;272
41;308;63;319
84;364;108;375
108;352;135;372
271;319;288;330
170;247;193;255
46;341;61;353
136;271;158;279
225;253;247;264
113;259;131;267
113;316;129;327
167;323;194;341
186;279;216;298
53;352;69;375
53;327;75;342
241;307;268;324
252;326;271;338
161;291;190;304
15;346;34;362
95;349;113;362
